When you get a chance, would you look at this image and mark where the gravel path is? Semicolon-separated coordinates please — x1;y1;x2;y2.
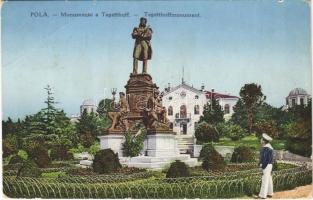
271;184;312;199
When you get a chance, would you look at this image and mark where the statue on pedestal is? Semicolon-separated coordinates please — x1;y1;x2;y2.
132;17;153;74
108;91;129;131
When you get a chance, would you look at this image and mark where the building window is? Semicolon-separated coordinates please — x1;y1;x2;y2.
195;95;199;99
180;105;187;118
175;113;179;119
292;99;296;107
194;105;200;115
170;122;173;129
168;96;172;100
84;108;87;113
300;98;304;105
168;106;173;116
224;104;230;114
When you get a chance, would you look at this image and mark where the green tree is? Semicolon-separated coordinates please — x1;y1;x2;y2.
122;127;146;157
284;100;311;157
199;98;224;126
76;110;101;148
230;99;249;131
195;121;219;144
239;83;265;134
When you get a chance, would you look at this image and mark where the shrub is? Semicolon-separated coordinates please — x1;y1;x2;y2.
122;128;146;157
254;120;279;139
217;122;245;141
166;160;190;178
17;160;42;178
89;142;101;156
9;155;24;165
230;146;254;163
195;122;219;144
284;120;312;157
27;145;50;168
50;145;73;161
199;144;225;171
92;149;121;174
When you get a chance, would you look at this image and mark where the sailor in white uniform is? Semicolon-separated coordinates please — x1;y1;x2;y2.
257;133;274;199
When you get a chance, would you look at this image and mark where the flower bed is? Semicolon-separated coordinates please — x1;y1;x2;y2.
3;165;311;198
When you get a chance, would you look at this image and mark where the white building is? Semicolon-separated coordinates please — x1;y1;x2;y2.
285;88;311;108
80;99;98;115
162;81;239;153
70;99;98;123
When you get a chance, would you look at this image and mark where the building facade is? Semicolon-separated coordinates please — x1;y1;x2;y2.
285;88;311;108
161;82;239;153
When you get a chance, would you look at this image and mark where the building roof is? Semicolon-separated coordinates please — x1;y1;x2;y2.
81;99;96;106
162;82;203;96
288;88;309;96
205;91;239;99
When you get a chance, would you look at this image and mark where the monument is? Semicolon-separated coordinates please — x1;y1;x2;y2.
98;18;197;168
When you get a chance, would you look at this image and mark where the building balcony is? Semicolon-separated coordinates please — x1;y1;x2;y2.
174;113;191;123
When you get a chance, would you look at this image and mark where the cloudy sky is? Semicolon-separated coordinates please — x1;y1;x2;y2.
2;0;311;120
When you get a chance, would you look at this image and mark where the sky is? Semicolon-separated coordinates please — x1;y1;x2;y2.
1;0;311;120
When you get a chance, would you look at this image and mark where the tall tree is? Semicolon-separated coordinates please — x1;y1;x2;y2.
76;110;101;148
239;83;265;134
199;98;224;126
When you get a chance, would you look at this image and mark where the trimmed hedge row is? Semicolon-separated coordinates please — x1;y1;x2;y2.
3;166;311;198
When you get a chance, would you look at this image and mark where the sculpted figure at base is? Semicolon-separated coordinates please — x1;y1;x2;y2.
132;17;153;74
143;89;169;129
108;92;130;131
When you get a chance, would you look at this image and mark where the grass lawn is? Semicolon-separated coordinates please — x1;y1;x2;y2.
214;134;286;151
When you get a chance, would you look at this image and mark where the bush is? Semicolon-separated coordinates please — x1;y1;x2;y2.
27;145;50;168
166;160;190;178
284;120;312;157
217;122;245;141
195;122;219;144
92;149;121;174
89;142;101;156
230;146;254;163
254;120;279;139
17;160;42;178
122;128;146;157
9;155;24;165
199;144;225;171
50;145;73;161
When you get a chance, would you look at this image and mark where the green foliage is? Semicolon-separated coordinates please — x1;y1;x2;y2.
230;99;249;131
284;121;311;157
217;122;245;141
9;155;24;165
122;127;146;157
166;160;190;178
25;142;50;168
230;146;254;163
76;110;102;148
199;144;225;171
17;160;42;178
92;149;121;174
49;135;74;161
199;98;224;126
17;150;28;160
88;141;101;156
195;122;219;144
239;83;265;134
254;119;279;139
69;144;86;154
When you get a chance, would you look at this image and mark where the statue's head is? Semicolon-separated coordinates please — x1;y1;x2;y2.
139;17;147;27
119;92;125;98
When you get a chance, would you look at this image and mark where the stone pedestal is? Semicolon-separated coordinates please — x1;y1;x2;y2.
98;135;125;156
145;134;179;157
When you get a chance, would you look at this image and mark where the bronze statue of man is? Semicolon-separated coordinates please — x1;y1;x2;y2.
132;17;153;74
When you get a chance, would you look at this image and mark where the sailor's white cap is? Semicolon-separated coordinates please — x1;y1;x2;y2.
262;133;273;142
